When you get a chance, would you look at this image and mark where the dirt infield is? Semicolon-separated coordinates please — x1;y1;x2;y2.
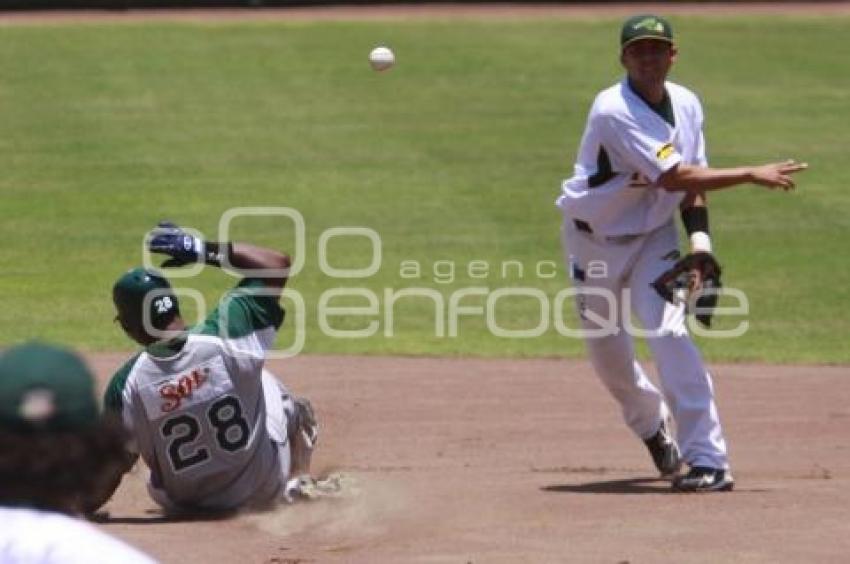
88;353;850;563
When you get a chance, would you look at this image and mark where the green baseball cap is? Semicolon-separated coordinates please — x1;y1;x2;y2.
620;14;674;49
0;342;99;432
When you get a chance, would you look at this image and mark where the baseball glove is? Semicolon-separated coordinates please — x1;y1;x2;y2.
651;252;722;327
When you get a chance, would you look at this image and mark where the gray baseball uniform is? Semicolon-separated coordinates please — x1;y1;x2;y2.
105;278;292;511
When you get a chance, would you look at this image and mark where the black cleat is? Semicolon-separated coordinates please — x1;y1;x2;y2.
644;420;681;479
672;466;734;492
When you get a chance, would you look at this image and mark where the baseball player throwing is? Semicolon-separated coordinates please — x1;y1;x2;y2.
100;222;318;512
557;15;806;491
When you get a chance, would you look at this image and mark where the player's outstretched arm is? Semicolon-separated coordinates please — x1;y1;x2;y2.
227;242;292;289
82;451;139;516
658;159;808;193
147;221;291;291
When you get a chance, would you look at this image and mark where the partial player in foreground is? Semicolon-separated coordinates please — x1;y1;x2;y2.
0;342;156;563
556;15;806;491
100;222;319;514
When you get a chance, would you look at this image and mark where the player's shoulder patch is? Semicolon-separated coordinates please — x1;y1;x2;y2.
656;142;676;161
103;352;142;414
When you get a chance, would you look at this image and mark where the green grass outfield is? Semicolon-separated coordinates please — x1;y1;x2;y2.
1;15;848;363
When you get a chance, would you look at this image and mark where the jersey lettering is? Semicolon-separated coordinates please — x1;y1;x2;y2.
161;415;210;472
159;368;209;413
160;396;251;473
208;397;250;452
139;357;232;421
154;296;174;314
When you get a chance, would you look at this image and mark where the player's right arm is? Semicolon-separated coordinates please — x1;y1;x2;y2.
147;222;292;298
85;357;142;514
148;221;291;357
597;100;808;194
657;159;808;193
83;447;137;516
225;243;292;295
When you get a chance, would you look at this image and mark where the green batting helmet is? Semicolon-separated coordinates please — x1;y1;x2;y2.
112;267;180;336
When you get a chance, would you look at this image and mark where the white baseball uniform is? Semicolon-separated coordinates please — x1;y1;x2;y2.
105;279;296;511
556;78;729;470
0;506;156;563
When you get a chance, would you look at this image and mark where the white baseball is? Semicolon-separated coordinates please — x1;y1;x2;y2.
369;46;395;72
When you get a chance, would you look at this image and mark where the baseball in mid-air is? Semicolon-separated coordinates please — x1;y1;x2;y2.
369;46;395;72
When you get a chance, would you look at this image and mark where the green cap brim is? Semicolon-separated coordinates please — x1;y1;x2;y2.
621;36;674;50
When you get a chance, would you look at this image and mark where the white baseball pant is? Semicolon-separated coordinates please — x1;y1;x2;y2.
561;218;729;470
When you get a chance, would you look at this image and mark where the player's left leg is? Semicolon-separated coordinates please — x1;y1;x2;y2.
260;370;294;500
561;221;670;442
261;369;320;501
261;369;290;444
627;222;730;477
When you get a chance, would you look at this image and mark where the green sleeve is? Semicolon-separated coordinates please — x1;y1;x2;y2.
195;278;285;339
103;353;140;414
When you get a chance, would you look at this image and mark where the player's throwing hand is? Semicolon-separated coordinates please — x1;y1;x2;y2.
750;159;808;190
